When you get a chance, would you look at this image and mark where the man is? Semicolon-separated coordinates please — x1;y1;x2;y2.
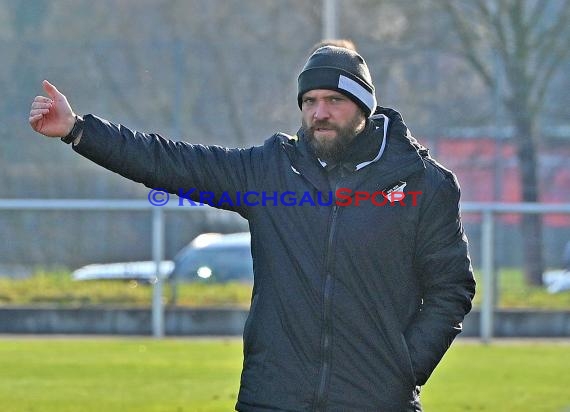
30;44;475;411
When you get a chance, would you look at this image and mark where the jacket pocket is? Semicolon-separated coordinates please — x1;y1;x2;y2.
243;293;259;356
400;333;417;386
239;293;272;400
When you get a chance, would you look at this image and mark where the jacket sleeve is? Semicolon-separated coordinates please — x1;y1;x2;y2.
72;114;264;216
404;167;476;386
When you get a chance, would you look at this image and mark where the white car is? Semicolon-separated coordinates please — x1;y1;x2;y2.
542;269;570;293
71;260;174;282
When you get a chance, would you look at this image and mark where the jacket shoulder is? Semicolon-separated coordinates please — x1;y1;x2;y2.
424;156;459;186
423;157;461;191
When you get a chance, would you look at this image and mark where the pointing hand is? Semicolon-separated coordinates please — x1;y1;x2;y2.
29;80;76;138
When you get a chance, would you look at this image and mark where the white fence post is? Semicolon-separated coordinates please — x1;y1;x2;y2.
152;207;165;338
481;210;494;344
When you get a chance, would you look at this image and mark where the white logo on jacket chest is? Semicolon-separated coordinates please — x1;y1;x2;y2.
384;181;407;203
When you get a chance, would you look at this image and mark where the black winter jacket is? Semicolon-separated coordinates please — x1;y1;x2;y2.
73;107;475;411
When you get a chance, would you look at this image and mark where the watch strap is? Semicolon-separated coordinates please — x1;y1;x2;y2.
61;115;84;144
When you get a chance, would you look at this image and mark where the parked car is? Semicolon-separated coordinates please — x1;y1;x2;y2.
71;260;174;282
171;232;253;283
71;232;253;284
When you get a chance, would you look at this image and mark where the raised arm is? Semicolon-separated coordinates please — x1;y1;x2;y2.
29;81;265;216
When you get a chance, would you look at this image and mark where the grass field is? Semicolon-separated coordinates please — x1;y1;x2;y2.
0;338;568;411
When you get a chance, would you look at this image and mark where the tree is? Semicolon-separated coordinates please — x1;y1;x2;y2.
437;0;570;285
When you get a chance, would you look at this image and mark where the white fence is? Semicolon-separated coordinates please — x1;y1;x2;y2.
1;199;570;341
460;202;570;343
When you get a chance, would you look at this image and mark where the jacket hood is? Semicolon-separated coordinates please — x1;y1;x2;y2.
371;106;429;158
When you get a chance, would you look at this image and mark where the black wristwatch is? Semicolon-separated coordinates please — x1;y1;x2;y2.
61;115;84;144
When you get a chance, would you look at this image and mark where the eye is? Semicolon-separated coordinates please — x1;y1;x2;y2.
302;98;315;106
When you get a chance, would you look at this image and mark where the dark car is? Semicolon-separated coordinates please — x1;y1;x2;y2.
171;232;253;283
72;232;253;284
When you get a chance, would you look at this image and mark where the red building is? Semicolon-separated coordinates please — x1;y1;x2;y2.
423;137;570;227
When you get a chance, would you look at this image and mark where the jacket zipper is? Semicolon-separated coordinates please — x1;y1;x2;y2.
314;202;340;411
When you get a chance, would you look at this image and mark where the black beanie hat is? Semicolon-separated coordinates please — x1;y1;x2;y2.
297;45;377;117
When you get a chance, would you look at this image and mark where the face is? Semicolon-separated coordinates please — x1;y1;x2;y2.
301;89;366;163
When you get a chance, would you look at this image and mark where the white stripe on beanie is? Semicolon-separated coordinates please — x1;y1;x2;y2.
338;75;377;115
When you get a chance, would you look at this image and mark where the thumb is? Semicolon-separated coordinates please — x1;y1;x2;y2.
42;80;62;99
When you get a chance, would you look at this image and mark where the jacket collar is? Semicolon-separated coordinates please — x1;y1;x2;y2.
282;107;427;192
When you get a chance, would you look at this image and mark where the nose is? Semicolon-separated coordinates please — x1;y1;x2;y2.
313;101;330;120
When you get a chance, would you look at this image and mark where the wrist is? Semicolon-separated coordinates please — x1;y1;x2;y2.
63;114;77;136
61;114;84;144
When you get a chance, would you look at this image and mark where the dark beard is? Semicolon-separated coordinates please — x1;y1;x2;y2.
302;116;364;163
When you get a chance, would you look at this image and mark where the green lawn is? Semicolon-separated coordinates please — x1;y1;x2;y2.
0;338;242;412
0;338;568;411
422;341;570;411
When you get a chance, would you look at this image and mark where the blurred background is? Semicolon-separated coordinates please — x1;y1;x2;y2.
0;0;569;307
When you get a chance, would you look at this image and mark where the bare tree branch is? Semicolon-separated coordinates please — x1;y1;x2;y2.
508;0;530;71
527;0;549;33
532;2;570;62
200;2;248;146
473;0;491;21
493;0;511;61
441;0;495;89
532;30;570;112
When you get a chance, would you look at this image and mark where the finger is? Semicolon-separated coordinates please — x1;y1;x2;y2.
30;108;50;117
34;96;53;104
29;114;43;125
42;80;61;99
31;101;52;110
